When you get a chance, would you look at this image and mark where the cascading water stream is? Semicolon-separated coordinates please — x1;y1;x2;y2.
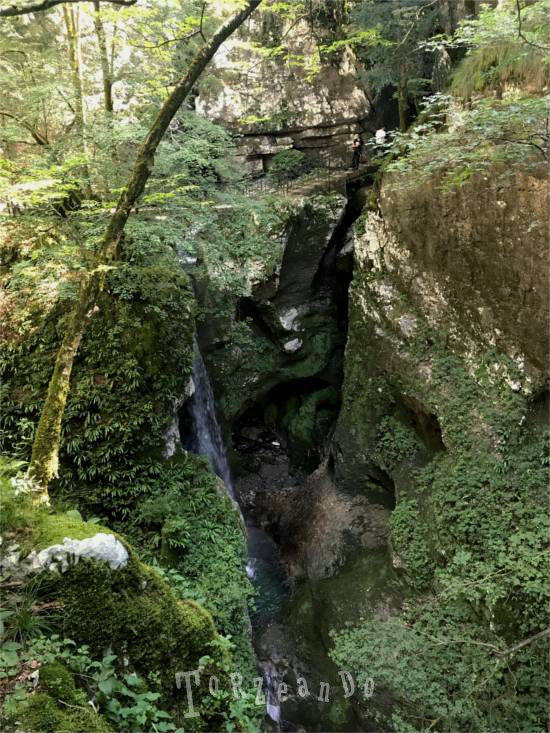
186;343;283;727
187;344;234;495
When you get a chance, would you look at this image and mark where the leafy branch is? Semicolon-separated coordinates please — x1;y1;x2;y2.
515;0;550;51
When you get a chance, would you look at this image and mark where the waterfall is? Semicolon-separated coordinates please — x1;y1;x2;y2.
188;344;282;729
263;660;282;724
187;344;234;496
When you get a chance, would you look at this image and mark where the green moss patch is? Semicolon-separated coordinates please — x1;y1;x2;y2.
5;692;113;733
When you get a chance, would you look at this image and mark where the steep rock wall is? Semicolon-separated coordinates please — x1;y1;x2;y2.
379;168;548;373
335;165;549;550
197;192;348;440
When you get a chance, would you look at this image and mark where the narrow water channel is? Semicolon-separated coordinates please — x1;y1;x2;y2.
182;181;385;731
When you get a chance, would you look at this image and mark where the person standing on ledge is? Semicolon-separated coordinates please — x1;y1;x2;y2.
350;133;364;169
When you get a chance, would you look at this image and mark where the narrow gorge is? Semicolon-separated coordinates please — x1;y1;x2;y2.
180;177;377;730
0;2;548;732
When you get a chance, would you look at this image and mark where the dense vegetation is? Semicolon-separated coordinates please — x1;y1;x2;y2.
0;1;268;730
0;0;548;731
329;3;549;731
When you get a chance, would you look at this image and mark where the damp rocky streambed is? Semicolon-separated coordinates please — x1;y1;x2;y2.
182;346;403;731
234;421;403;732
179;181;406;730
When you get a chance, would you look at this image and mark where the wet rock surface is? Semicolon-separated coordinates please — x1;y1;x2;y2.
235;417;404;731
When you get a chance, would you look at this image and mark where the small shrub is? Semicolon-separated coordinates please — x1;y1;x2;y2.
267;149;306;182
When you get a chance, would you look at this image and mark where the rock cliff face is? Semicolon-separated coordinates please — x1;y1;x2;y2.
334;165;549;554
197;192;350;457
196;15;369;174
187;159;547;730
378;168;548;374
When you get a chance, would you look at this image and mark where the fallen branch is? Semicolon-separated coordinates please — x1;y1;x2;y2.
492;627;550;658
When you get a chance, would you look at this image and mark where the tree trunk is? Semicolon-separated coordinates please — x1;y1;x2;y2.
63;4;93;196
93;0;114;114
0;0;136;17
28;0;263;500
28;274;99;497
398;67;408;132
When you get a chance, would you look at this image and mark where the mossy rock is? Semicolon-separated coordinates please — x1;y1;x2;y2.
38;662;84;706
281;386;340;468
46;553;217;695
7;692;113;733
32;514;106;551
19;511;110;557
0;479;111;556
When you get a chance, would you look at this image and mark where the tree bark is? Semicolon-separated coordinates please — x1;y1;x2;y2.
28;275;98;496
493;627;550;657
93;0;114;114
0;110;48;146
28;0;263;499
63;4;93;197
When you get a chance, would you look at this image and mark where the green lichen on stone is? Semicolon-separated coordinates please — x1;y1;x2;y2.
30;513;109;554
281;386;340;468
45;552;217;696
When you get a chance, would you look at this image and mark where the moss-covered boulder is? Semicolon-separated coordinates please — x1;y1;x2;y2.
53;556;217;686
0;489;237;728
5;692;114;733
27;517;218;700
38;662;82;705
3;662;115;733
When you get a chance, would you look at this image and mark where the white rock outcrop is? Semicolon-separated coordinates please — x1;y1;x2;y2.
1;533;129;577
34;533;129;572
284;338;303;353
195;17;369;172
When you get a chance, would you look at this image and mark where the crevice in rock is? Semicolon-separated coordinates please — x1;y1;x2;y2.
364;467;398;511
397;394;446;455
228;183;370;546
526;385;550;430
189;182;382;731
233;374;338;474
235;296;278;343
312;177;373;332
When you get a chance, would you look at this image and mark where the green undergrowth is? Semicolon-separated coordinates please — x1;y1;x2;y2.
0;461;259;731
333;245;550;730
119;452;256;680
0;220;195;515
380;1;549;192
0;210;259;729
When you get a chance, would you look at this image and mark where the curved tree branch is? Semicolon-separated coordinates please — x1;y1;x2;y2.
0;109;48;145
515;0;550;52
0;0;136;18
28;0;263;496
493;627;550;658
